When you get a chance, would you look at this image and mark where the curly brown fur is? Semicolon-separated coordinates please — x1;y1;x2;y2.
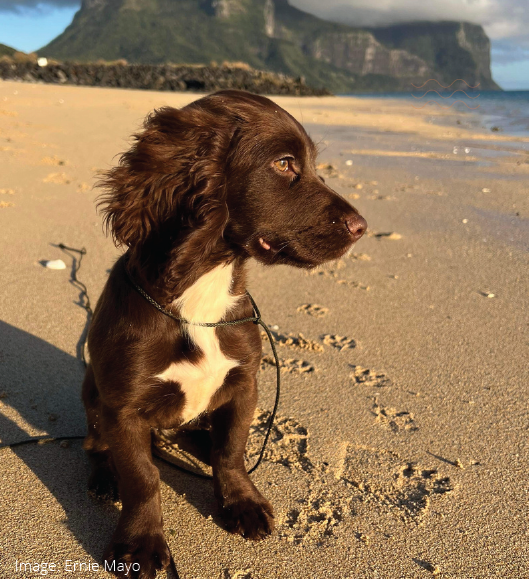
83;90;366;579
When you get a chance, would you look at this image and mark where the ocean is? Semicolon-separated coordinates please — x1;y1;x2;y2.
346;90;529;138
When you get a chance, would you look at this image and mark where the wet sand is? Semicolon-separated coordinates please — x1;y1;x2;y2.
0;81;527;578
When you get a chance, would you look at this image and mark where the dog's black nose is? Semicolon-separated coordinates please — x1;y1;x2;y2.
345;214;367;241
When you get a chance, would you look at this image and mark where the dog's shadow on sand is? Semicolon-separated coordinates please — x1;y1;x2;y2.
0;321;224;564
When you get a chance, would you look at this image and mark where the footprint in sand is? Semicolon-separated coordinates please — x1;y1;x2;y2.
281;486;351;544
337;445;453;525
260;355;315;374
306;258;346;279
0;188;15;207
309;269;338;278
336;279;370;290
307;265;369;290
261;329;324;353
321;334;356;351
372;398;418;432
305;258;369;290
43;172;71;185
0;189;15;209
246;409;314;473
350;365;391;387
297;303;329;318
40;155;66;166
77;182;91;193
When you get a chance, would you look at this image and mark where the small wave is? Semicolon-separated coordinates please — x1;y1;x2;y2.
411;79;481;89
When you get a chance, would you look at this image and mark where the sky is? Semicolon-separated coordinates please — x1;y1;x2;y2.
0;0;527;90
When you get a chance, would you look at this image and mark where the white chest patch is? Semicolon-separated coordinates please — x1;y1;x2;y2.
155;263;241;424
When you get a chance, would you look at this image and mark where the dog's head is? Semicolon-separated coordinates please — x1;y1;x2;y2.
99;90;366;276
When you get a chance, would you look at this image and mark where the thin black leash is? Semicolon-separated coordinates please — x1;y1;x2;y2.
56;243;93;365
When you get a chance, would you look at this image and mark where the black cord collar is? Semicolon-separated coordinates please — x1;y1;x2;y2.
124;262;282;478
125;264;262;328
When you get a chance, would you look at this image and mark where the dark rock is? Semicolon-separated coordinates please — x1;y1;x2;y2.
0;60;330;96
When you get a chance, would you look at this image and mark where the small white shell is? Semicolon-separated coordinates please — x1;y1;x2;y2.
44;259;66;270
481;291;495;298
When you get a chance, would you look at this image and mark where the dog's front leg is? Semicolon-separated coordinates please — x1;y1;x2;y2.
210;376;275;540
102;409;170;579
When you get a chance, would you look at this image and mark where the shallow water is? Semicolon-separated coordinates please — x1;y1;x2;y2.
346;91;529;138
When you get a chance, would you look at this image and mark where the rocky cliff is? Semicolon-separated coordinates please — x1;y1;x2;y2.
38;0;500;92
370;22;498;89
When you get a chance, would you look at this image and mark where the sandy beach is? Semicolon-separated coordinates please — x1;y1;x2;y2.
0;81;527;579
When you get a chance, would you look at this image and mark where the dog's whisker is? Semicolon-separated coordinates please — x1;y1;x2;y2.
277;240;291;252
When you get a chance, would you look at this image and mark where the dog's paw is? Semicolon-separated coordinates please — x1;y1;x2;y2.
222;496;275;540
104;532;171;579
88;465;119;502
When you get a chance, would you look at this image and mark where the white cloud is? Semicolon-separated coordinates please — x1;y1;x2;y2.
290;0;529;41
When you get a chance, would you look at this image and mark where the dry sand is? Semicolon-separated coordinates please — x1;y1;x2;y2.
0;81;527;579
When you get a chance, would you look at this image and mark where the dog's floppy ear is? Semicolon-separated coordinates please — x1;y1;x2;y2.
98;105;231;251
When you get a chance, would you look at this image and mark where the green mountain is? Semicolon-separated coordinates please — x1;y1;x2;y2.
39;0;500;93
0;43;16;58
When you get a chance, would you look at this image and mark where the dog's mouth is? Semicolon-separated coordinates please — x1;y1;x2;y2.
252;229;361;268
255;233;295;256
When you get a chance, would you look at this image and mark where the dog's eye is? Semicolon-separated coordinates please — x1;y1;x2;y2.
274;158;290;172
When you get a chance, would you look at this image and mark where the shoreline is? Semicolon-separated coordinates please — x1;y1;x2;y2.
339;90;529;139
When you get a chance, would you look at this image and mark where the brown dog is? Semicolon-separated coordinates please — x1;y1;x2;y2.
82;90;366;578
